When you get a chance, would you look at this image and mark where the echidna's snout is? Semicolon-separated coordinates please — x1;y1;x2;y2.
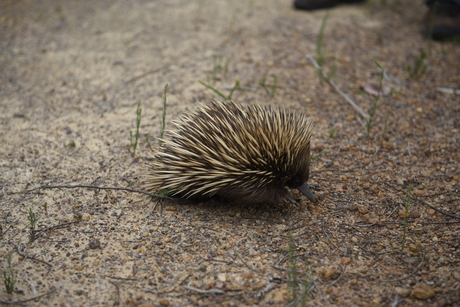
286;174;316;203
297;183;316;203
286;170;316;203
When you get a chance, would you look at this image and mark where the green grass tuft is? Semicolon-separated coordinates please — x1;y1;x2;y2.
401;184;413;252
366;62;384;137
159;84;168;143
407;50;427;79
286;232;314;307
129;100;142;155
28;207;37;230
2;252;16;294
199;80;240;100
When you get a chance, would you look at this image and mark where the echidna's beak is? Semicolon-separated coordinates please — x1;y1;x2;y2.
298;183;316;203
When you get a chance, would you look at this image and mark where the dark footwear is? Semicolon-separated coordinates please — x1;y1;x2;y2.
424;0;460;40
294;0;367;11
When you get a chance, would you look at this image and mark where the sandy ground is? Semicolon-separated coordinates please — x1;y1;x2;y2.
1;0;459;306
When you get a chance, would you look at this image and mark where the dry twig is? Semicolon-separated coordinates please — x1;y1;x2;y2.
182;285;225;295
306;54;370;119
15;185;174;200
0;287;57;305
16;243;53;270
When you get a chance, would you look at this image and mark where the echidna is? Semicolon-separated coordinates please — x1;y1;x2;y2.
143;99;315;205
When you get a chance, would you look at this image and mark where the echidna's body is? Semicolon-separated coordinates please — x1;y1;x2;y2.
144;100;315;205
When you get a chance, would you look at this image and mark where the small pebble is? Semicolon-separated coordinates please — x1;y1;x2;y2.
88;239;101;249
217;273;226;282
320;268;341;280
158;298;170;306
75;265;84;271
241;272;253;280
395;287;411;298
340;257;352;265
411;285;435;300
204;280;215;289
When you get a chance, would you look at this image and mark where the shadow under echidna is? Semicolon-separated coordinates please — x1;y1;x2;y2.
143;99;316;205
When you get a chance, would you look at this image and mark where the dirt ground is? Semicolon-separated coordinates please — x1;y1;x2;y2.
1;0;459;306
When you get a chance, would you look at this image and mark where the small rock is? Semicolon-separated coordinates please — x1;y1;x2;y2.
403;257;419;266
408;244;420;253
75;265;84;271
248;248;257;256
349;279;358;286
320;268;341;280
88;239;101;249
217;273;226;282
411;284;435;300
204;280;215;289
394;287;411;298
158;298;170;306
340;257;352;265
367;212;379;224
314;143;325;151
197;264;207;272
241;272;253;280
215;281;224;289
358;206;368;214
398;209;410;219
383;142;396;150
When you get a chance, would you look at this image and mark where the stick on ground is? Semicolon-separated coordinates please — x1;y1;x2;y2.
306;54;370;119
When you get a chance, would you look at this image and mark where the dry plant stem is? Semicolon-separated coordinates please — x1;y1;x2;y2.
103;275;138;281
17;243;53;270
31;221;79;237
182;285;225;295
306;55;370;119
19;185;175;200
0;288;57;305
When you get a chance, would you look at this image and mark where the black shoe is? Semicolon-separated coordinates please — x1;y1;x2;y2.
294;0;367;11
424;0;460;40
